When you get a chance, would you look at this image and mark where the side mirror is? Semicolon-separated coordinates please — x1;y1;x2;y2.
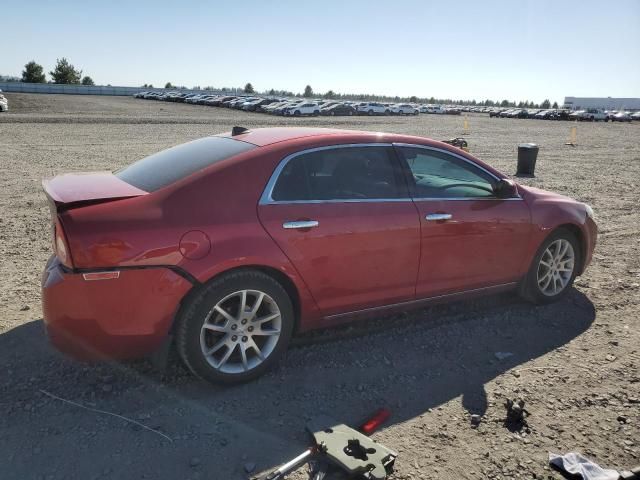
493;179;517;198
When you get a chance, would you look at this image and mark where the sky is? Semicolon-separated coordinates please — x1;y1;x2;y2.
3;0;639;104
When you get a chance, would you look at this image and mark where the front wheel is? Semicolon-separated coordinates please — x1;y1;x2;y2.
176;270;294;384
519;229;580;304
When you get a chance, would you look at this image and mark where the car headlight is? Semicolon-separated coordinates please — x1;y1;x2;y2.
584;204;595;220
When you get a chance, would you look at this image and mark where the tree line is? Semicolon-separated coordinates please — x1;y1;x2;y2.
20;59;94;86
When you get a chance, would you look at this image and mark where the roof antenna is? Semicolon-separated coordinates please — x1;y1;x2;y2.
232;126;249;136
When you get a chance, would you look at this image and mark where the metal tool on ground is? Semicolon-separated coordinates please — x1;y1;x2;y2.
252;409;395;480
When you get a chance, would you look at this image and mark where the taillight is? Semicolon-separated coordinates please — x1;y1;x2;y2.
54;219;73;268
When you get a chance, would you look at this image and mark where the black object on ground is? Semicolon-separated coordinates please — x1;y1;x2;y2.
516;143;539;176
504;398;530;432
442;137;469;151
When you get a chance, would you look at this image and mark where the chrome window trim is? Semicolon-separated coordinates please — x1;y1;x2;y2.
265;198;414;205
393;143;523;201
259;142;523;205
259;143;402;205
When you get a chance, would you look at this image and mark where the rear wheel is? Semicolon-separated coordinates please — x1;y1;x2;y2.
176;270;294;384
294;110;301;117
520;229;580;304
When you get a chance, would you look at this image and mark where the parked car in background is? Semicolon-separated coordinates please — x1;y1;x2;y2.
425;105;446;114
550;110;571;121
356;102;389;115
611;111;632;122
320;103;356;116
319;101;340;112
41;127;597;384
631;112;640;121
244;99;277;112
284;102;320;116
569;110;584;121
260;101;288;114
578;109;607;122
506;109;527;118
391;103;419;115
272;101;301;115
0;94;8;112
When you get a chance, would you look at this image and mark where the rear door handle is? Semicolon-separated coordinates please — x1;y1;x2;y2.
283;220;319;229
425;213;452;221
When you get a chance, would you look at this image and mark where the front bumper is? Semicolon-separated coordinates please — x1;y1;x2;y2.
42;256;192;361
581;216;598;274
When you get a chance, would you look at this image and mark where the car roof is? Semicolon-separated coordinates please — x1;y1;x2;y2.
218;127;368;147
215;128;496;173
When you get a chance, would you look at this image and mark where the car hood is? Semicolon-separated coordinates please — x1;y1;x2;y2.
517;184;576;204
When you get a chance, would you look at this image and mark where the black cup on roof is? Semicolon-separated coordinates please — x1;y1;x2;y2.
516;143;539;177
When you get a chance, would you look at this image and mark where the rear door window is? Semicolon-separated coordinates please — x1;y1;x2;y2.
270;146;405;202
115;136;255;192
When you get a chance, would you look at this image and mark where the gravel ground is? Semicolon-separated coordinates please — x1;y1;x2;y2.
0;94;638;480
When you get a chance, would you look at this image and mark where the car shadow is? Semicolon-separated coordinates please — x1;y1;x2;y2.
0;289;595;480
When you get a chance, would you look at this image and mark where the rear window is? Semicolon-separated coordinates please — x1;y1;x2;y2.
115;137;255;192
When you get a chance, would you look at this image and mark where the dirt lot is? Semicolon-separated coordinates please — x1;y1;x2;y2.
0;93;638;480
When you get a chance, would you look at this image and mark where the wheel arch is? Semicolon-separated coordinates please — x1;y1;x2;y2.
539;223;587;275
170;265;303;335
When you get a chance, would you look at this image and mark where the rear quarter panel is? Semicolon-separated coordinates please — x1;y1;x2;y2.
60;144;323;331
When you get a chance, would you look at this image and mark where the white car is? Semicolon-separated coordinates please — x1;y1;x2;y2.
0;94;8;112
424;105;446;114
578;108;607;122
284;102;320;116
356;102;388;115
390;103;419;115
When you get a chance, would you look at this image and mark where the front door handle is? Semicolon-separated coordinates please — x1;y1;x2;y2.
425;213;452;221
283;220;319;229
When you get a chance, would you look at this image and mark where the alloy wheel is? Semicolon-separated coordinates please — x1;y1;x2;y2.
199;290;282;374
536;239;575;296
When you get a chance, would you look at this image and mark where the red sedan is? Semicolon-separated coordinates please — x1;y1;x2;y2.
42;127;597;383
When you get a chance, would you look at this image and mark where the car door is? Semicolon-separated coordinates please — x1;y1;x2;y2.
394;144;532;298
258;144;421;317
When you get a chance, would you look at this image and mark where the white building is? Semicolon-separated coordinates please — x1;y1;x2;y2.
563;97;640;111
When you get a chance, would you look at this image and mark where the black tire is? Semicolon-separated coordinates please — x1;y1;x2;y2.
176;270;294;384
294;110;301;117
368;110;373;116
313;110;319;116
519;228;581;304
